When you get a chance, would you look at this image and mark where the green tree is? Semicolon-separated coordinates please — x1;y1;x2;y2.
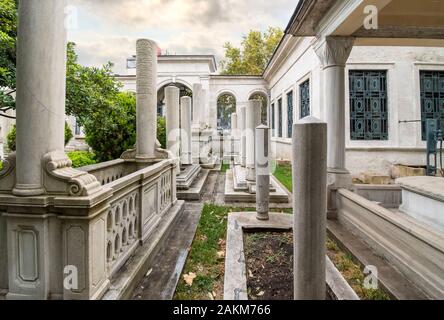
0;0;17;118
66;42;122;125
7;122;73;152
219;27;284;75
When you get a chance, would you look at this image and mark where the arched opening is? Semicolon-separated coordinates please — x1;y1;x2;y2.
249;92;268;125
217;93;236;132
157;82;192;117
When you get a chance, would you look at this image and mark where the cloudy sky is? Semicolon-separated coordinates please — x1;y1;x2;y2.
67;0;298;74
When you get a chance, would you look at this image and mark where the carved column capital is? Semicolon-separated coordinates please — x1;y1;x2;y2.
314;36;355;68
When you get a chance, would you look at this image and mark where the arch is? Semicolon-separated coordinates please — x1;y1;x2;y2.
217;92;237;132
248;90;269;125
156;81;193;117
157;78;192;92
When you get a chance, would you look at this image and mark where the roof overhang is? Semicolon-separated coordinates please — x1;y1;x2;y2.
286;0;444;46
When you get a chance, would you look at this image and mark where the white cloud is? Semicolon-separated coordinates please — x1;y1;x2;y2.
67;0;298;73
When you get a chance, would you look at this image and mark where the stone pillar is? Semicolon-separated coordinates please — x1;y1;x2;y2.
231;113;238;133
239;106;247;166
192;84;202;164
200;89;207;128
246;100;262;181
136;39;158;160
192;83;202;128
165;86;180;160
315;36;354;216
255;125;270;221
180;96;192;165
292;116;327;300
12;0;67;196
231;113;238;160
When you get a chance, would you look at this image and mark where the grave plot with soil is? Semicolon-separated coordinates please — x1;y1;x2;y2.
243;231;390;300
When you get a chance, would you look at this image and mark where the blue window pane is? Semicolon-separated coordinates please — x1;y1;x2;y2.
287;91;293;137
278;98;282;138
299;80;310;118
349;70;388;140
420;71;444;140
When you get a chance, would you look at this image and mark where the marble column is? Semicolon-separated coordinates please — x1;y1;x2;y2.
180;96;192;165
136;39;158;160
12;0;67;196
315;36;354;216
192;84;202;164
192;83;202;128
200;89;207;128
231;113;238;159
255;125;270;221
231;113;238;133
246;100;262;181
239;106;247;167
314;37;354;174
165;86;181;160
292;116;327;300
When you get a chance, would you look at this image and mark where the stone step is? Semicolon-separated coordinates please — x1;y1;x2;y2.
327;219;429;300
101;200;185;300
131;202;204;300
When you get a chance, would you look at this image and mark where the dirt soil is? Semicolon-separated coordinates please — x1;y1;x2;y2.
244;231;293;300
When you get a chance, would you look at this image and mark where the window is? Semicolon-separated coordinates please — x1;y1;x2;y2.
420;70;444;140
287;91;293;137
349;70;388;140
299;80;310;118
278;98;283;138
271;103;275;136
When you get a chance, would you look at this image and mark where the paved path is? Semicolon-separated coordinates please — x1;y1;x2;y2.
131;171;219;300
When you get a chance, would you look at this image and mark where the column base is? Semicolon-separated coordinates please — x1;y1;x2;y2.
327;168;353;219
12;184;45;197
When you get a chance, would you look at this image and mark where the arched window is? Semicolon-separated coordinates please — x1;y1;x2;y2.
217;93;236;131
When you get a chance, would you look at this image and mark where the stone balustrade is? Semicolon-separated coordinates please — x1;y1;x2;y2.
0;157;178;300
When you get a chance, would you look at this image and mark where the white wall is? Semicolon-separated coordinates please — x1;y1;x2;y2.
265;35;444;176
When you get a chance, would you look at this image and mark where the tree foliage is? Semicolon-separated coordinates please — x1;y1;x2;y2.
7;122;73;152
0;0;17;117
219;27;284;75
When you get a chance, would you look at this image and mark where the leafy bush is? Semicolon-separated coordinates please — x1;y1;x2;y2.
67;151;96;168
65;123;73;144
6;124;15;151
7;122;74;152
83;91;136;162
157;116;166;149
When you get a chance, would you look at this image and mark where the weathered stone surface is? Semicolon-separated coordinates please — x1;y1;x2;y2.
391;164;426;179
337;188;444;299
292;116;327;300
136;39;158;160
361;172;392;185
245;100;262;181
165;86;181;160
180;96;192;165
255;125;270;221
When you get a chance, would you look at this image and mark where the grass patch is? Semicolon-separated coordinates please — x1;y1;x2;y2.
174;204;232;300
174;204;291;300
273;164;292;192
326;237;390;300
220;162;230;173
